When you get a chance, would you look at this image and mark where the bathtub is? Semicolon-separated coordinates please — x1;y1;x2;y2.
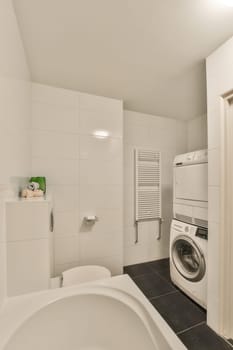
0;275;186;350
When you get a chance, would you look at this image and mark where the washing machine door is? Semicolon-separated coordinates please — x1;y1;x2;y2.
171;235;205;282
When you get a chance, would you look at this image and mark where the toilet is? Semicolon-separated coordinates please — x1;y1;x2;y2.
61;265;111;287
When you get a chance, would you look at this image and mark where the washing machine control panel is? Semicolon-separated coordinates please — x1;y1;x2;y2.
172;219;207;238
195;227;208;240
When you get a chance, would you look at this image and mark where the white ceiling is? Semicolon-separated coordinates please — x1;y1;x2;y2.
13;0;233;120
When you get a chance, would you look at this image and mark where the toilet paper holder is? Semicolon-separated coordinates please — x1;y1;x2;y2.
84;215;98;224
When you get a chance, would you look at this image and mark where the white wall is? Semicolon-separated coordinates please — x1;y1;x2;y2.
0;0;31;306
124;110;187;265
206;36;233;332
31;83;123;276
187;114;208;152
0;0;208;300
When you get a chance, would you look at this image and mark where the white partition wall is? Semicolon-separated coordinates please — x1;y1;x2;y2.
0;0;31;306
31;83;123;276
206;35;233;335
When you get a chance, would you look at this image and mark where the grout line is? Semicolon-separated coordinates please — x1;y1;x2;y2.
125;271;154;279
149;290;178;301
125;264;171;281
176;321;206;335
150;269;174;285
178;322;233;348
225;340;233;348
126;260;232;348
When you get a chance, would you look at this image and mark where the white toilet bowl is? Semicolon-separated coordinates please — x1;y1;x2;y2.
62;265;111;287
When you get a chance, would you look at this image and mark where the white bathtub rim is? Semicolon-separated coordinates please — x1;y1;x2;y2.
0;275;186;350
4;286;159;349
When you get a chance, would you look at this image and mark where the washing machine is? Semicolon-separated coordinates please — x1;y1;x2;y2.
170;219;207;308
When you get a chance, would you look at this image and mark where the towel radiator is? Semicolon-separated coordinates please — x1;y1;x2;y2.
135;149;162;244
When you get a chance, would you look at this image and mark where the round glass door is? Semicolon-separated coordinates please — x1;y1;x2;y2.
171;235;205;282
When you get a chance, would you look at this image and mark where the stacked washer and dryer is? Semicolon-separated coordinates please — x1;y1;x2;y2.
170;149;208;308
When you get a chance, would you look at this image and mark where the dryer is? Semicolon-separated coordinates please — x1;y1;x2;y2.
170;219;207;308
173;149;208;228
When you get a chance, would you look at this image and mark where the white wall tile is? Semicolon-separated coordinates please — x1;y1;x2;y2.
31;130;77;159
79;185;122;211
176;120;188;154
123;110;187;265
124;221;170;266
148;126;177;152
80;159;122;185
0;129;30;185
54;211;78;236
79;92;122;114
187;115;207;152
147;220;170;259
124;123;150;147
0;0;31;304
79;209;122;235
32;101;76;133
6;202;49;241
123;184;134;229
54;236;78;265
79;109;123;138
124;223;150;265
31;157;77;185
32;83;76;107
7;239;50;296
79;231;122;260
32;84;123;276
79;134;122;161
0;78;31;131
161;153;175;185
124;245;148;266
47;185;77;212
124;226;139;247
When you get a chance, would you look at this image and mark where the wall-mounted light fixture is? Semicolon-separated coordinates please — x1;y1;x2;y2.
92;130;110;139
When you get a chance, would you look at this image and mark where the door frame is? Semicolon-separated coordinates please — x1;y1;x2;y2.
219;91;233;337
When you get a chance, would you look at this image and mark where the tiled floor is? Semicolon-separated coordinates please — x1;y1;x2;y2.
124;258;233;350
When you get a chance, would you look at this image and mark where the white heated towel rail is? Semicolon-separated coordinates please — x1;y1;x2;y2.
135;149;162;243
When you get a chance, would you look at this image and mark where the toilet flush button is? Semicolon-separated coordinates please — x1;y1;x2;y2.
185;226;189;233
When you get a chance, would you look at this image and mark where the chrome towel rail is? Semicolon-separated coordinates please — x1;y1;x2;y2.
134;218;164;244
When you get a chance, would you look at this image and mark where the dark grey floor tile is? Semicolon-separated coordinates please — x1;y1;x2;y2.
150;291;206;333
149;258;172;282
179;324;232;350
149;258;170;270
124;262;152;277
132;272;175;298
151;264;171;282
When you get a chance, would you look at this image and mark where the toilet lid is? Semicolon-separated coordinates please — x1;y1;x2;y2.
62;265;111;287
